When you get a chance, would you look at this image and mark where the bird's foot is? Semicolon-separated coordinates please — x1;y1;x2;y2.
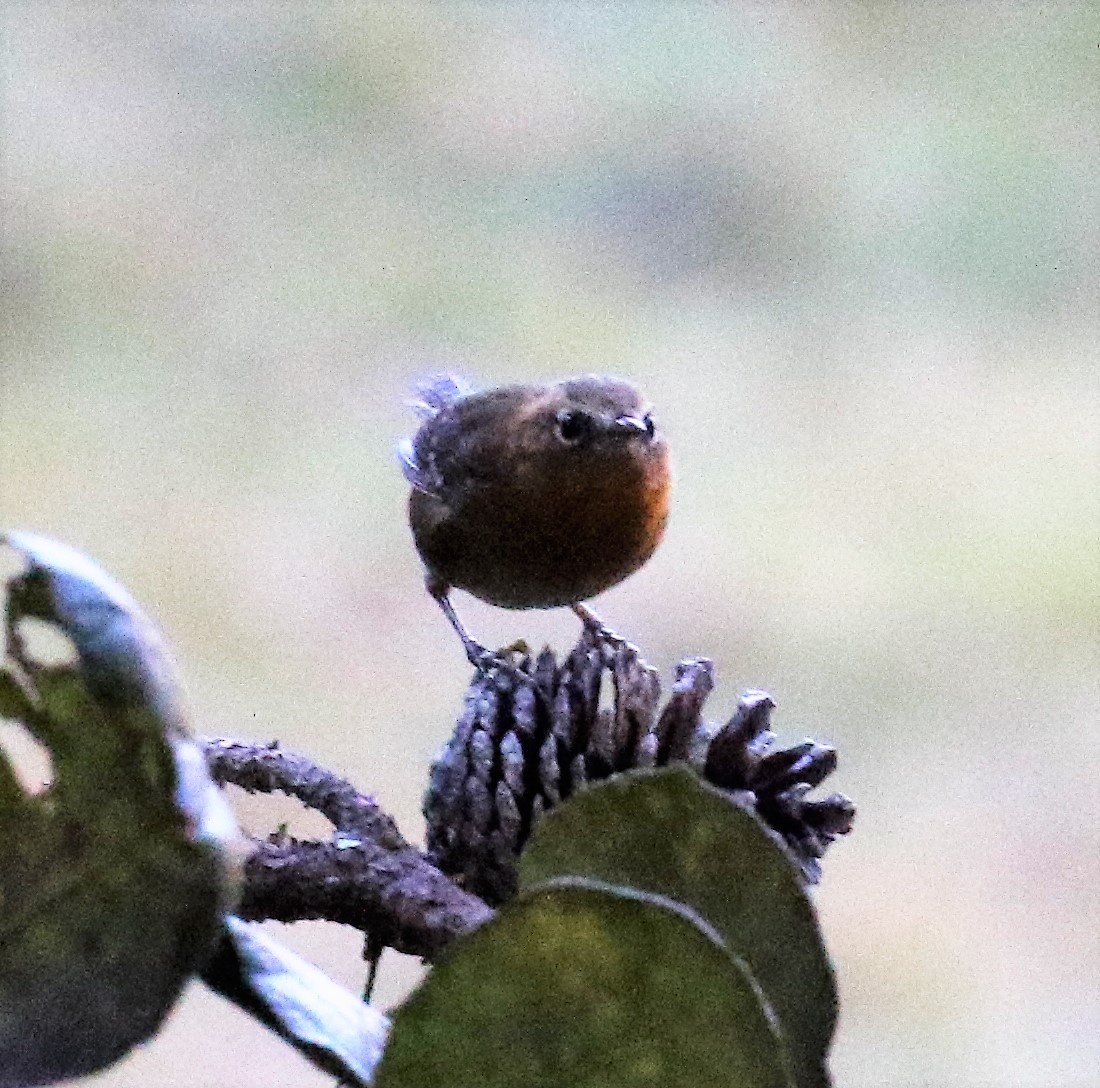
433;589;534;680
467;640;532;683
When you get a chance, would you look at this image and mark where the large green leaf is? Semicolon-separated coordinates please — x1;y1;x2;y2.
0;533;388;1087
518;767;837;1088
0;532;233;1088
377;877;794;1088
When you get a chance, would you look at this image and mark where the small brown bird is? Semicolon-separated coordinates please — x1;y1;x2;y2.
400;374;671;664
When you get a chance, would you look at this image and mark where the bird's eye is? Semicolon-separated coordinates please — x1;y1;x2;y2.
555;409;592;444
643;411;656;438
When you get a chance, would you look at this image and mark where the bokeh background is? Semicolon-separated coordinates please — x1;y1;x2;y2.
2;5;1097;1086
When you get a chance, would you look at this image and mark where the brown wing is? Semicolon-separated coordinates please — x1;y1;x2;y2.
398;374;474;496
402;381;536;503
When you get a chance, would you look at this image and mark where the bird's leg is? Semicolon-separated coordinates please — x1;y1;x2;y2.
433;590;492;667
431;588;535;688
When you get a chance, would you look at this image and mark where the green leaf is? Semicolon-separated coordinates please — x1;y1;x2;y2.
0;533;232;1088
0;673;36;809
2;530;189;731
0;671;35;722
377;877;794;1088
518;767;837;1088
1;532;383;1087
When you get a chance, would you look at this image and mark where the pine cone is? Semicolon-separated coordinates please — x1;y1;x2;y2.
424;628;854;905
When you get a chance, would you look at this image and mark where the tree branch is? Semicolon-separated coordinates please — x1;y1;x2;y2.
238;838;493;961
200;738;494;962
203;738;407;846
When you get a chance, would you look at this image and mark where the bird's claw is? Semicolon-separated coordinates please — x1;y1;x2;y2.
469;642;530;682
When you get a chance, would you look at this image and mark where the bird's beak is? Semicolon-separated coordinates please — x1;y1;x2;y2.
611;414;649;435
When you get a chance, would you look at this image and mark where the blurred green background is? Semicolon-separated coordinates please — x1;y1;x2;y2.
2;5;1097;1086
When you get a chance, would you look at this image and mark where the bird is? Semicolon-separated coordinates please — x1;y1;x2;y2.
399;374;671;664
